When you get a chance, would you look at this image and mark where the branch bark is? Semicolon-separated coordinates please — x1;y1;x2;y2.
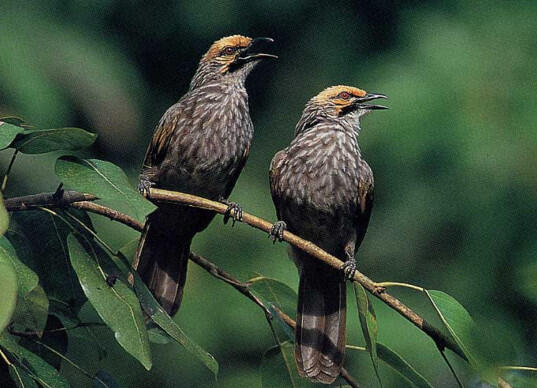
4;188;464;359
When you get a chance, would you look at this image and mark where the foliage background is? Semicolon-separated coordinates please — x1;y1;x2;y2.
1;1;536;387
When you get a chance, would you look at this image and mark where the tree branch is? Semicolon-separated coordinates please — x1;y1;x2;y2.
4;188;464;359
146;188;464;359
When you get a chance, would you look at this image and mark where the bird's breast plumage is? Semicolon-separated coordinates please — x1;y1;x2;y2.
154;82;253;198
273;126;370;214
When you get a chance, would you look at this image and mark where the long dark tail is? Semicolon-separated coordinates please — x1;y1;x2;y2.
295;259;346;384
134;210;190;316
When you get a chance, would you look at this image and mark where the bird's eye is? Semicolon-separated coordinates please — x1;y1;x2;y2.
222;46;237;56
338;91;351;100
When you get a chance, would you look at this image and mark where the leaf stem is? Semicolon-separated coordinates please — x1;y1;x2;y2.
346;345;367;351
376;282;424;292
1;149;18;192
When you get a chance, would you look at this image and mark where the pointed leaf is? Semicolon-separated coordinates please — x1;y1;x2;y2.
354;283;382;386
0;236;48;334
377;343;433;388
0;332;70;388
11;128;97;154
8;211;87;312
11;285;49;336
55;156;156;223
0;121;24;150
424;289;481;368
0;194;8;236
131;269;218;377
67;234;152;370
0;236;38;295
249;276;297;317
260;341;317;388
0;257;17;333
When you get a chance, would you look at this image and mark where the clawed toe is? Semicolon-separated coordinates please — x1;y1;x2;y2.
138;179;155;197
221;199;243;226
341;259;357;280
268;221;287;243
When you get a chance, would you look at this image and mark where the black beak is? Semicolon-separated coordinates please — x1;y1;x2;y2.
353;93;388;110
234;37;278;65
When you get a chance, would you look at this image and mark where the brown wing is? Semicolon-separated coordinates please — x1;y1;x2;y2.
269;150;287;218
355;173;374;248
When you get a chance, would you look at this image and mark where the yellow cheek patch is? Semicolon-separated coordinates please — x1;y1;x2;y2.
203;35;252;62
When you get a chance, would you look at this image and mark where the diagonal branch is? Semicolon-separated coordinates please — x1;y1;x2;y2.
4;188;464;359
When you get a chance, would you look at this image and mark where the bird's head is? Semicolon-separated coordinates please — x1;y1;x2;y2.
191;35;277;89
296;85;388;135
312;85;388;117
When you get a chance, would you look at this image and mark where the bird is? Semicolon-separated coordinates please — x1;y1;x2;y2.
133;35;277;316
269;85;387;383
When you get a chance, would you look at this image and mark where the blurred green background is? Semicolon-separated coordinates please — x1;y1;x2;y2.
1;1;536;387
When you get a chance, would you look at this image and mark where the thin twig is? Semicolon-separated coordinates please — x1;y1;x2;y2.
71;201;144;231
189;253;272;319
8;322;105;337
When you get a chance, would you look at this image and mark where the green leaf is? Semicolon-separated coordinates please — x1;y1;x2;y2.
0;236;38;295
130;269;218;377
260;341;317;388
8;363;39;388
0;332;70;388
424;289;481;368
11;127;97;154
248;276;297;317
67;234;152;370
0;194;8;236
0;257;17;333
0;236;48;334
8;211;87;312
11;285;49;336
354;283;382;386
0;121;24;150
55;156;156;224
377;343;433;388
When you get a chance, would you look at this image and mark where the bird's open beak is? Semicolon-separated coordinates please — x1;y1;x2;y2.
353;93;388;110
234;37;278;65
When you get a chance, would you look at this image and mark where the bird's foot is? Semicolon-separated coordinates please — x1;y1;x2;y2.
138;179;155;197
220;197;243;226
341;259;358;280
268;221;287;244
372;283;386;295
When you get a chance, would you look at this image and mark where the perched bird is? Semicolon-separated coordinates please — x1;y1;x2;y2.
134;35;276;316
269;85;387;383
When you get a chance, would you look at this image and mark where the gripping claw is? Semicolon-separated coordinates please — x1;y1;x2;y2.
220;198;243;226
268;221;287;243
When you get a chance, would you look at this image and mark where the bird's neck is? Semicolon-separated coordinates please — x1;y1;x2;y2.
189;64;250;91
